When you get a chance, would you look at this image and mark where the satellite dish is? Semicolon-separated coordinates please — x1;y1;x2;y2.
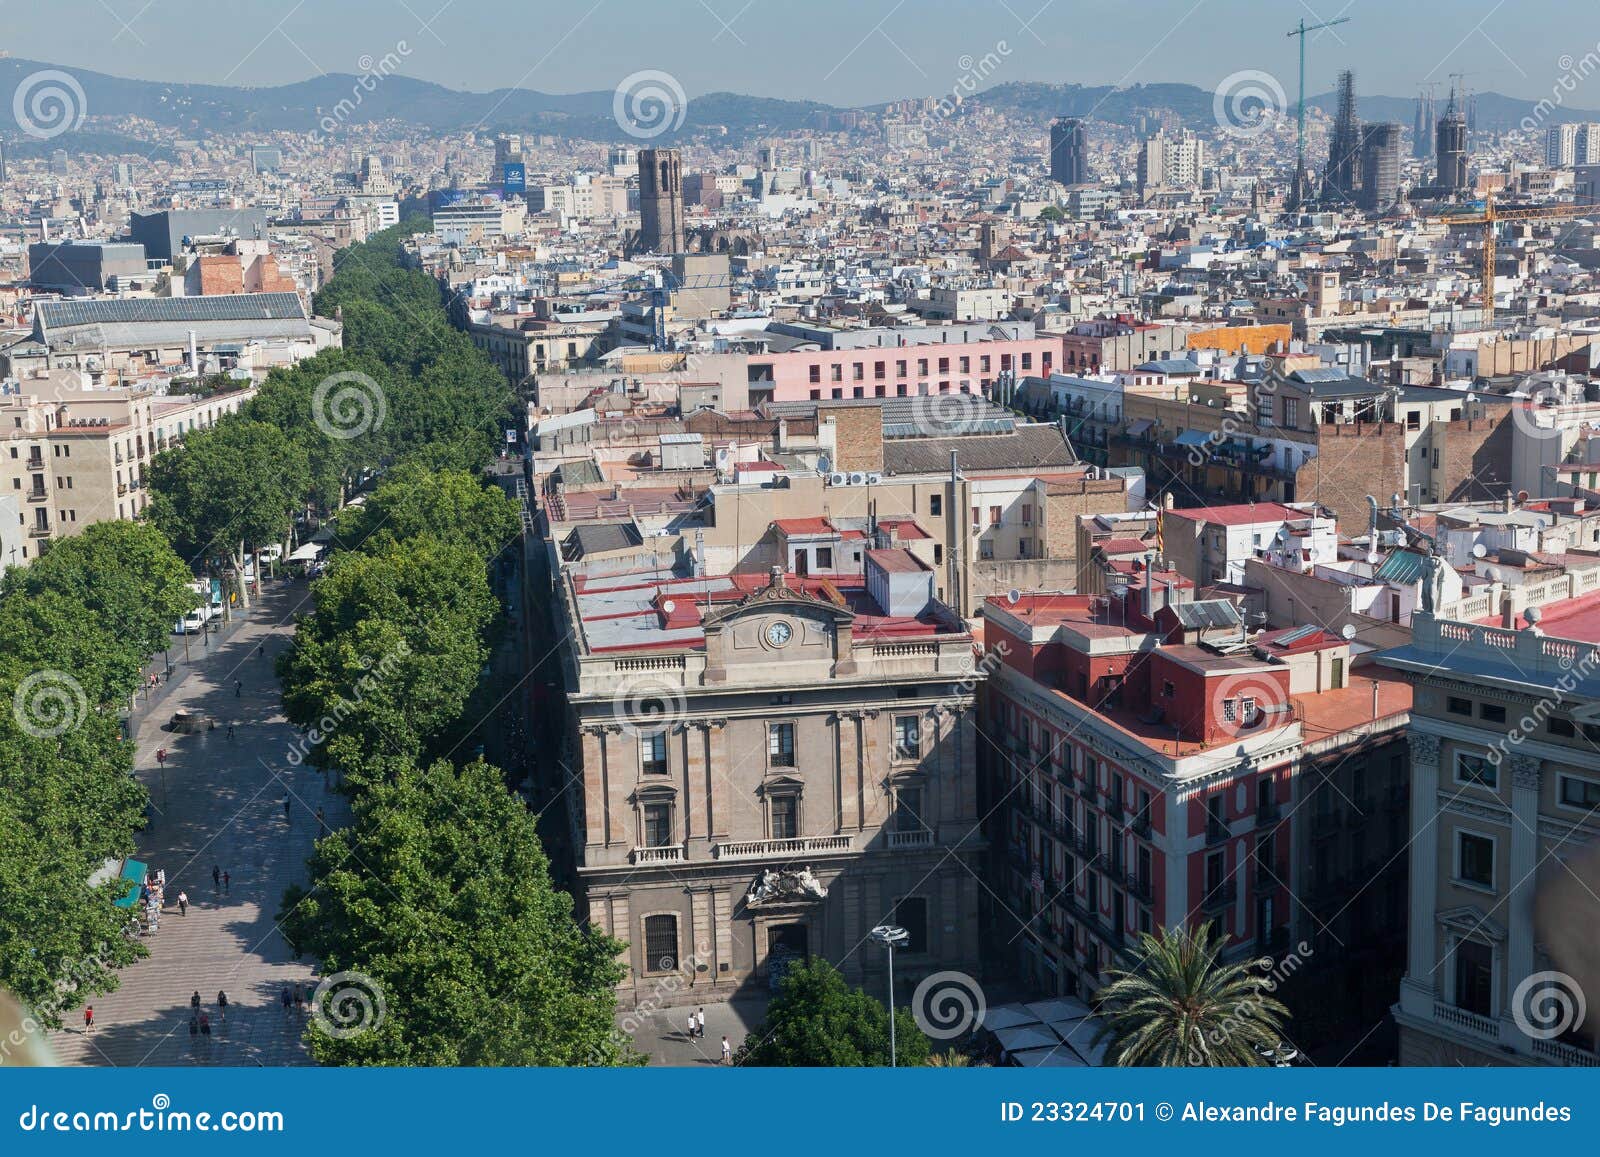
661;599;676;614
1517;490;1529;504
1007;588;1022;606
1472;544;1487;559
1341;624;1357;641
818;456;831;474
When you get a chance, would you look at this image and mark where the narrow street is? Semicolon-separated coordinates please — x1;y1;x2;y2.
50;582;349;1067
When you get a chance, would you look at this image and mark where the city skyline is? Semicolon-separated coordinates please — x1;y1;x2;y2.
5;0;1599;108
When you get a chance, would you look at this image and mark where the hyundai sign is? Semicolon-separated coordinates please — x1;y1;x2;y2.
502;162;527;194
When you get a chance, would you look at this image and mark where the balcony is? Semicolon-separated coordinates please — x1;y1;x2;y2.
1433;1001;1500;1042
1531;1037;1600;1067
25;488;46;503
1206;817;1230;845
25;457;43;470
1200;880;1238;911
1255;858;1285;886
1125;872;1154;904
889;829;934;850
631;844;685;865
713;835;853;861
1131;814;1152;839
28;524;50;538
1255;799;1281;826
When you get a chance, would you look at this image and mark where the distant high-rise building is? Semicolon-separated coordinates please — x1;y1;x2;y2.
1578;123;1600;166
1436;93;1470;193
0;141;8;184
1323;71;1363;204
1136;128;1203;199
637;147;685;254
493;134;523;170
1049;117;1087;186
1413;90;1435;160
1548;123;1581;167
1358;123;1402;211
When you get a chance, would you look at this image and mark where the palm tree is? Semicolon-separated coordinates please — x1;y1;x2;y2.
925;1050;984;1067
1091;922;1290;1066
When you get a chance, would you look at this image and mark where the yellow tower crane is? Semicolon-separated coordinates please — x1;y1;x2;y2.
1432;190;1596;325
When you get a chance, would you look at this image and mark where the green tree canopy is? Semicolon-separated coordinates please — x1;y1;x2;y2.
335;464;521;562
280;758;634;1066
735;958;931;1066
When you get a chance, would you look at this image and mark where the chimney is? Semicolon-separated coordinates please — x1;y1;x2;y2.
949;449;960;482
1503;489;1514;514
1143;552;1155;620
188;330;199;373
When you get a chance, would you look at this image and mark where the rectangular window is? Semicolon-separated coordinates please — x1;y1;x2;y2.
769;723;796;767
830;365;842;382
896;359;907;377
815;547;833;569
1455;752;1497;790
644;914;678;972
1020;503;1033;526
1454;939;1493;1016
1457;831;1494;888
894;896;928;953
988;506;1002;526
643;802;673;847
809;366;821;383
1479;703;1506;723
641;732;668;775
917;358;929;376
852;363;864;382
894;786;923;833
1548;717;1577;737
1446;696;1472;716
894;715;921;760
929;494;942;516
1560;775;1600;811
770;795;798;840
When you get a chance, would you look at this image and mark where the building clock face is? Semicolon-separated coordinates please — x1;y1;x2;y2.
765;620;793;647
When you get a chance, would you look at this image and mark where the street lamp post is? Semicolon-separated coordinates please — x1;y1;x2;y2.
870;923;910;1067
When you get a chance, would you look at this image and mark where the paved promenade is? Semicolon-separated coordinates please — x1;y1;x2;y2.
51;582;348;1067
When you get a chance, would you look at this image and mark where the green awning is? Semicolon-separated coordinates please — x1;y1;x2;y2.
113;859;147;909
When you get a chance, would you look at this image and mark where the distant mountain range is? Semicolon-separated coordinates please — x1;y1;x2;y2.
2;57;1596;149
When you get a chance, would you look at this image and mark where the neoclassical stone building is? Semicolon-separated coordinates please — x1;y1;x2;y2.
1382;605;1600;1066
553;556;985;1008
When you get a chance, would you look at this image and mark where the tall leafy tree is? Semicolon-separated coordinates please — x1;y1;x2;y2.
147;420;309;605
280;758;635;1066
335;464;521;562
735;959;931;1067
1092;921;1291;1066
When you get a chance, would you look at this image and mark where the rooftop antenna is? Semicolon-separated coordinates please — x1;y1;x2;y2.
1286;15;1352;208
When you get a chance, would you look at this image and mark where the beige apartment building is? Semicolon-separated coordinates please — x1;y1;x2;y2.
1381;597;1600;1066
0;368;255;551
554;556;985;1008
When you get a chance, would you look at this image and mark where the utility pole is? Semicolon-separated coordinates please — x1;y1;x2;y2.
1286;16;1351;207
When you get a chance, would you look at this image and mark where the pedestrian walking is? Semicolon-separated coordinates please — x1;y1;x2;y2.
686;1011;696;1041
258;643;265;659
226;722;234;740
83;1005;93;1032
316;807;327;836
191;990;201;1012
695;1007;706;1038
282;796;292;823
156;747;167;768
721;1035;732;1064
212;865;221;890
177;891;188;916
280;986;292;1013
303;981;315;1010
293;987;304;1012
189;1015;198;1040
235;679;242;698
199;1012;210;1039
217;991;228;1021
222;871;230;892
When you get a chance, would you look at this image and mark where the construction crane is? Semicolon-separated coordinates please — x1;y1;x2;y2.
1428;189;1597;325
1286;15;1352;207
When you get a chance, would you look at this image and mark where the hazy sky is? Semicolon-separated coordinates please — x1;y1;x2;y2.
9;0;1600;106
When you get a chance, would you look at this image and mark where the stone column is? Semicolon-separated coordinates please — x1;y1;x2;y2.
683;722;708;842
602;724;627;846
1506;753;1542;1022
1400;731;1441;1016
836;711;861;831
580;726;607;847
859;709;884;829
706;718;730;839
712;888;734;985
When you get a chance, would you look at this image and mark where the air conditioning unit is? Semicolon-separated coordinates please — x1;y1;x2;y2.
865;472;883;484
848;472;866;485
828;472;848;486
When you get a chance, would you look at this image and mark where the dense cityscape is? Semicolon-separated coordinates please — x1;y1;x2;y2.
5;4;1600;1090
